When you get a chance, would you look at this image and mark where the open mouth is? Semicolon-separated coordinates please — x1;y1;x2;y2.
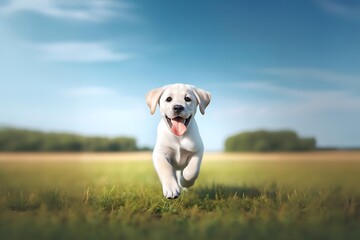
166;115;192;136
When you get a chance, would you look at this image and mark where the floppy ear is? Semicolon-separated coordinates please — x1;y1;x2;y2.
146;87;166;115
192;87;211;115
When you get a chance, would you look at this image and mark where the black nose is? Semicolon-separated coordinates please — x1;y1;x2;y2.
173;105;185;113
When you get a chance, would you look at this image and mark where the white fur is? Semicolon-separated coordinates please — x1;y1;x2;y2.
146;84;211;199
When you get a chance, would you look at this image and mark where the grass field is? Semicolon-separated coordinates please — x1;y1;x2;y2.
1;152;360;240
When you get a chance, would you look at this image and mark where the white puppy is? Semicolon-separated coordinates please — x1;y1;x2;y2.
146;84;211;199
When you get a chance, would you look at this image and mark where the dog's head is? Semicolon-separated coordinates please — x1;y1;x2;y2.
146;84;211;136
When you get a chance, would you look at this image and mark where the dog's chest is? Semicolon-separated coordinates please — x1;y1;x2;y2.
179;137;198;153
170;148;194;170
171;138;201;168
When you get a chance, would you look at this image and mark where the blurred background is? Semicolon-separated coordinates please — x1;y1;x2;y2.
0;0;359;152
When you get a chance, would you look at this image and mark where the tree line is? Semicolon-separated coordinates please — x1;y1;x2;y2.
0;128;319;152
225;130;316;152
0;128;144;152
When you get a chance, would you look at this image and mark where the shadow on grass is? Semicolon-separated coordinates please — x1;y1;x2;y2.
7;190;66;212
7;192;41;211
195;184;275;200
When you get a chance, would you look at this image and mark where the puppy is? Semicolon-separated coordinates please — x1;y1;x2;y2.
146;84;211;199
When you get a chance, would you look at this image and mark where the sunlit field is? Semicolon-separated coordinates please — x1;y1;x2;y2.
1;152;360;240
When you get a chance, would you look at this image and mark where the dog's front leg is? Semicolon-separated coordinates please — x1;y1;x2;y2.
153;153;181;199
179;154;202;188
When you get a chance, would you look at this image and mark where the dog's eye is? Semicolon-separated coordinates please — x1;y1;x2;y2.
166;97;172;102
184;97;191;102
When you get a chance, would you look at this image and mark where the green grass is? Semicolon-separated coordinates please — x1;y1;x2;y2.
1;158;360;240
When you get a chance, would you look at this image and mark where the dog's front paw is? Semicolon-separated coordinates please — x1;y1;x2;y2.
162;181;181;199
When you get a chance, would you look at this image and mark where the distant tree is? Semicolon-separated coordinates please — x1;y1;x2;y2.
0;127;142;152
225;130;316;152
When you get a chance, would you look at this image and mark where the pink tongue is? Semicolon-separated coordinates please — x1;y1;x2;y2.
171;119;187;136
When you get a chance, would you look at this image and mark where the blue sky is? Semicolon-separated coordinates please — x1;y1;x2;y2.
0;0;360;150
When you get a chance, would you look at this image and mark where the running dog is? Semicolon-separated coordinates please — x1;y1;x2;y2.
146;84;211;199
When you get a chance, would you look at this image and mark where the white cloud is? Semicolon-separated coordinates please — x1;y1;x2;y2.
235;81;360;113
261;67;360;85
66;87;117;97
63;85;144;108
318;0;360;22
0;0;136;22
56;90;153;145
40;42;131;62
